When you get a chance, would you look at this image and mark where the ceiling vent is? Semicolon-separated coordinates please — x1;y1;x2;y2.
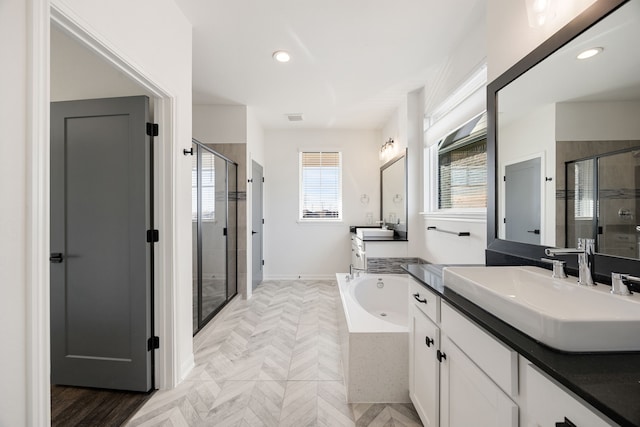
286;113;304;122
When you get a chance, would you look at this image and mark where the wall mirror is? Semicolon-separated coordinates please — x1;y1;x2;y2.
381;149;408;238
488;0;640;277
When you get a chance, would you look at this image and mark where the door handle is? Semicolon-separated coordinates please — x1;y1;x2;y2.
527;229;540;234
50;253;64;263
425;336;434;347
252;231;258;235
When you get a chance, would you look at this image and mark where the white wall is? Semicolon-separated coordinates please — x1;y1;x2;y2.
487;0;596;81
0;1;29;425
0;0;192;423
193;104;247;143
51;27;153;101
264;129;380;278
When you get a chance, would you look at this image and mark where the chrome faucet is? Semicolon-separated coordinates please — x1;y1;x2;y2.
544;238;595;286
349;264;366;279
610;272;640;296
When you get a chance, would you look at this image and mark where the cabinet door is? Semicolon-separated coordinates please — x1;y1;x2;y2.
440;336;518;427
410;305;440;427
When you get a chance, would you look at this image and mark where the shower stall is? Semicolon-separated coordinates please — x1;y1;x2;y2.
191;139;238;334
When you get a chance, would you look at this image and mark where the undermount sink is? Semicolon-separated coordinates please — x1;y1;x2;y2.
356;228;394;239
442;265;640;352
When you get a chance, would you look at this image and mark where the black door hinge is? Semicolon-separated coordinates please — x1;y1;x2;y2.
148;336;160;351
147;229;159;243
262;260;265;266
262;177;265;183
146;123;159;137
223;227;227;236
262;218;264;224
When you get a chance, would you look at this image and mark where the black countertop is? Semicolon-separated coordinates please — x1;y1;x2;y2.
403;263;640;427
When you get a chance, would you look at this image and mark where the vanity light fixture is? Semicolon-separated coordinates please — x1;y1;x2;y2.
577;47;603;60
272;50;291;63
525;0;556;28
380;138;395;153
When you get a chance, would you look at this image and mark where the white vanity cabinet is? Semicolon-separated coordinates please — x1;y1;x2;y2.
409;277;619;427
351;234;407;269
409;279;518;427
409;278;440;427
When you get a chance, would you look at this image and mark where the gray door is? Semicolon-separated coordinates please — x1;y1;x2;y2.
50;96;152;392
505;157;541;245
252;161;264;290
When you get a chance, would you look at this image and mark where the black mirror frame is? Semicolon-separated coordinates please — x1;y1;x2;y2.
485;0;640;282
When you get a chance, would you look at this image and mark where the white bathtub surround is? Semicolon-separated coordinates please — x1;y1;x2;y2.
336;274;410;403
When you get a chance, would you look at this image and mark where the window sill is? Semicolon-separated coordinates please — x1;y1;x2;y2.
420;211;486;223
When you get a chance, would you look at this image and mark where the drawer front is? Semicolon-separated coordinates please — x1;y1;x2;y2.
524;364;612;427
441;302;518;397
409;277;440;323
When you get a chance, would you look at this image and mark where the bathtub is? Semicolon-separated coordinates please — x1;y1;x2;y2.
335;273;410;403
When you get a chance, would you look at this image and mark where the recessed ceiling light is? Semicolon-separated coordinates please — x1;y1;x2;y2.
577;47;603;60
272;50;291;63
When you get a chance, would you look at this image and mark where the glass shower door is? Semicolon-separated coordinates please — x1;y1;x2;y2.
192;141;238;334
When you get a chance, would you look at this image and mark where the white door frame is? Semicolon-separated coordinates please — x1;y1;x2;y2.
28;1;179;425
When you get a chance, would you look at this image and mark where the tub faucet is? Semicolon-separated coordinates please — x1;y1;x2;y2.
544;238;595;286
349;264;366;279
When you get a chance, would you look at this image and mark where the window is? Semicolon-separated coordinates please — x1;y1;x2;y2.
429;112;487;213
573;159;594;219
192;150;216;221
299;151;342;221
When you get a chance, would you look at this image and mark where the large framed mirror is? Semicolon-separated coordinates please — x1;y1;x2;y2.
381;149;408;239
487;0;640;280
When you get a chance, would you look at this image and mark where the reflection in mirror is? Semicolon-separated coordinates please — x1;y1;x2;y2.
496;0;640;258
381;150;407;237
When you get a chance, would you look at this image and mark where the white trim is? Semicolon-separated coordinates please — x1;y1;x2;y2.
26;1;51;425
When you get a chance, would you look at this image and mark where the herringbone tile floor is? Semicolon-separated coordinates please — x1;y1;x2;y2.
126;280;422;426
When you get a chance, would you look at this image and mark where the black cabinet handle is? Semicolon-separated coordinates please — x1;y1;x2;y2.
49;253;64;263
527;229;541;234
425;336;434;347
413;293;427;304
436;350;446;362
555;417;576;427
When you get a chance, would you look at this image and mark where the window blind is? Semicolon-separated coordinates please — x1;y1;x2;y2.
192;151;216;221
438;138;487;209
300;151;342;220
574;159;594;219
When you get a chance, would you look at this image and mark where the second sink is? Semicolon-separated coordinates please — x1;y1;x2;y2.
442;265;640;352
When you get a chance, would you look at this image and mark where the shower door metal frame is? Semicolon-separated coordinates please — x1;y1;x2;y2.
192;139;238;335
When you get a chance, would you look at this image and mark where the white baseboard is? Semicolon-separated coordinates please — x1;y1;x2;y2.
264;274;337;281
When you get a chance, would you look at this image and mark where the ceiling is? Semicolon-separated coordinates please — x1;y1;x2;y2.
173;0;485;130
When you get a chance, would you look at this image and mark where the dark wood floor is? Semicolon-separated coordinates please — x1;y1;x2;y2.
51;385;153;427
